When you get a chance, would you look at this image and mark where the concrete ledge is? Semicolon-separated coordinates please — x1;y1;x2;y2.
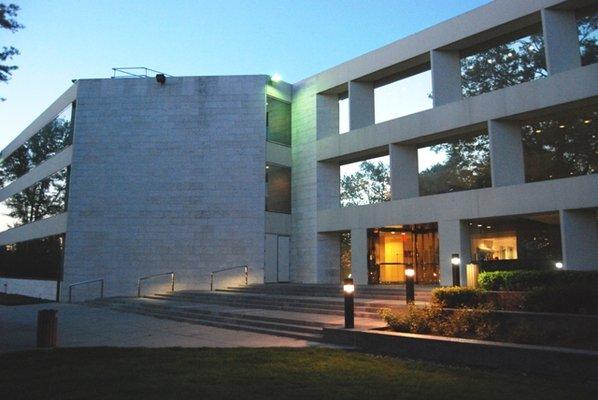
323;327;598;380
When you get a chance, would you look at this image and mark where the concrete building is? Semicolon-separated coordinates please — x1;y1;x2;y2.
1;0;597;300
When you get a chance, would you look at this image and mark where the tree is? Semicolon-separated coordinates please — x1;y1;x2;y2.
1;3;23;101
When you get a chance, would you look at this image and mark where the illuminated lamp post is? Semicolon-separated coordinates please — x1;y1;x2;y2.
451;253;461;286
343;277;355;329
405;268;415;304
555;261;563;269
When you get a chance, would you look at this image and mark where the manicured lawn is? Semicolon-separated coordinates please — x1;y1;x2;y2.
0;293;53;306
0;347;595;400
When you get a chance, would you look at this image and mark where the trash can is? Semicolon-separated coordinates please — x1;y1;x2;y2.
37;309;58;348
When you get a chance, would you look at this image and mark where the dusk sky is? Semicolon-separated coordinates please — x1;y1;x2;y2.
1;0;489;149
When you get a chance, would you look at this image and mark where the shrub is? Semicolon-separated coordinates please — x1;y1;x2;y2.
478;270;598;291
431;287;487;308
523;284;598;314
379;305;443;334
380;305;498;340
439;307;498;340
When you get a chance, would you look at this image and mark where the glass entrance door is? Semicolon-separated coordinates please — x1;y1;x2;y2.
367;223;439;284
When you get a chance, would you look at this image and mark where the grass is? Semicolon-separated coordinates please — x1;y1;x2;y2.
0;347;595;400
0;293;53;306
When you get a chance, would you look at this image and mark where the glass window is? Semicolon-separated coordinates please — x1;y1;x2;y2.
338;93;349;134
461;34;546;97
522;109;597;182
418;133;491;196
265;164;291;213
468;213;562;271
0;233;65;280
0;104;73;188
374;70;432;123
0;167;70;234
578;11;597;66
340;155;390;207
266;97;291;146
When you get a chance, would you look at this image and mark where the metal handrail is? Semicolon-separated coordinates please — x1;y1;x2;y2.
137;272;175;297
210;265;248;291
112;67;173;79
68;278;104;303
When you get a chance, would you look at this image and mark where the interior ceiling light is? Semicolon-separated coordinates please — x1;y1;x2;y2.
535;129;542;133
559;124;565;128
584;119;592;124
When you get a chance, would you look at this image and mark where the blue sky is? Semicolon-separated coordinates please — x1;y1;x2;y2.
0;0;489;148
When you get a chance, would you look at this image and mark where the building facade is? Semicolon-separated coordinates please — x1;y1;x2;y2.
1;0;597;300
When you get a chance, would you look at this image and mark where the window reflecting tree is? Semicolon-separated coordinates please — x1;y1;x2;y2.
340;159;390;207
419;134;491;196
0;105;72;188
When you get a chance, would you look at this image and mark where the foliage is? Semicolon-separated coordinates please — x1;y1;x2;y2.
380;304;497;340
419;134;491;196
340;159;390;206
522;111;597;182
523;284;598;314
461;34;546;97
478;270;598;291
339;232;351;280
0;117;72;227
0;3;24;101
431;287;488;308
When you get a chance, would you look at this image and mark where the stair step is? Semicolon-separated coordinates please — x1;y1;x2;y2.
95;302;324;341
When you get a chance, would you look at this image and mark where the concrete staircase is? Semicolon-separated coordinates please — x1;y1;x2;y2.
86;284;434;342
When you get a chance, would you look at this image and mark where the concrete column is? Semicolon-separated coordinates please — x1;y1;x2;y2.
348;81;375;130
541;8;581;75
317;232;341;284
430;49;462;107
350;228;369;285
438;219;471;286
560;209;598;270
488;120;525;187
316;93;339;139
317;161;340;209
390;143;419;200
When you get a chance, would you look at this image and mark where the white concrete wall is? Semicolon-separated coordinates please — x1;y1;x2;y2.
62;76;268;300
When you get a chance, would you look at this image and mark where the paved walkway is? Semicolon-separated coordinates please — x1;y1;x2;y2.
0;303;319;353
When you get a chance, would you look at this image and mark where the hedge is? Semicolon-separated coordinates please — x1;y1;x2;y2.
431;287;487;308
477;270;598;291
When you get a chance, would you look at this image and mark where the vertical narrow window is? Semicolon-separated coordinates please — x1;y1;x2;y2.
266;97;291;146
338;93;349;134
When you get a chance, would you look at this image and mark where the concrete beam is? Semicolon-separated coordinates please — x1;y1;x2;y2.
560;209;598;270
390;143;419;200
317;173;598;232
348;81;375;130
431;50;462;106
350;228;369;285
0;213;68;246
317;63;598;162
542;8;581;75
488;120;525;187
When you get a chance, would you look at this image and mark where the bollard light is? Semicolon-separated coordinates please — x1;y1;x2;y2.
343;277;355;329
555;261;563;269
405;268;415;304
451;253;461;286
